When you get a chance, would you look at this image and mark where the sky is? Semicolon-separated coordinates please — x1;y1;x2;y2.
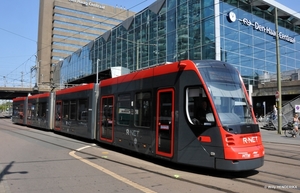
0;0;299;88
0;0;155;88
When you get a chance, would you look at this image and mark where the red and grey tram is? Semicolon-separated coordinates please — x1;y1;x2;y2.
97;60;264;171
12;60;264;171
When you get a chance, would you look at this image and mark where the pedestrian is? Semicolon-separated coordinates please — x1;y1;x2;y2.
258;115;263;122
273;105;277;120
292;113;299;138
193;100;211;125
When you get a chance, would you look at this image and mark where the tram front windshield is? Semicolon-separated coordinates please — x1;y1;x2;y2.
199;66;254;125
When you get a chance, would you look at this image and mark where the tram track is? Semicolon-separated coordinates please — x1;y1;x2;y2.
246;174;298;192
0;120;93;146
0;122;261;193
263;146;300;168
0;121;235;193
265;146;300;155
231;178;292;193
78;145;287;193
257;170;300;181
82;151;287;193
264;158;300;167
75;145;239;193
238;144;300;192
226;168;299;192
1;119;298;192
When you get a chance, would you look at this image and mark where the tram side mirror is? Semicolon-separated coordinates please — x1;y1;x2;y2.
189;88;200;97
201;88;206;98
188;87;206;98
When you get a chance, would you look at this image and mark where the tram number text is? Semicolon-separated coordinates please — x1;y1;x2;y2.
242;136;258;144
126;129;140;137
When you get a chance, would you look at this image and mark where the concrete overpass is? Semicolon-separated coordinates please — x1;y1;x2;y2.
253;80;300;97
0;87;49;100
1;79;300;103
252;80;300;116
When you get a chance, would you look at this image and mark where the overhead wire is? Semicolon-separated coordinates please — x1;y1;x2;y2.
45;0;300;84
0;0;150;86
1;0;300;86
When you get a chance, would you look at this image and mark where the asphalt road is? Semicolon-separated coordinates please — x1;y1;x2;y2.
0;117;299;193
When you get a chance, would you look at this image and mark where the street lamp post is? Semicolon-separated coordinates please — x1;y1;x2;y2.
137;40;140;70
34;55;40;87
275;7;282;134
96;59;100;84
32;55;41;91
3;76;6;87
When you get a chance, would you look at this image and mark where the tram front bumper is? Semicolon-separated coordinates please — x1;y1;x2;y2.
215;156;264;171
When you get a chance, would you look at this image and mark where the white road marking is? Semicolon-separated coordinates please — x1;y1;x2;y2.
69;146;157;193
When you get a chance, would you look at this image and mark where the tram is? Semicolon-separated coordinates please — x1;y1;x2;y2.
12;60;264;171
27;92;55;130
54;83;98;139
12;96;27;125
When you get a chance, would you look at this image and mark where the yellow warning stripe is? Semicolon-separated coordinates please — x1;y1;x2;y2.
69;146;156;193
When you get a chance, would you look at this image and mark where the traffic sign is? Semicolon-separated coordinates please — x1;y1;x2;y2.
275;91;279;99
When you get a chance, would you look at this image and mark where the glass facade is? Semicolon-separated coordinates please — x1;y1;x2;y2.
220;0;300;86
52;5;124;62
55;0;300;88
59;44;93;86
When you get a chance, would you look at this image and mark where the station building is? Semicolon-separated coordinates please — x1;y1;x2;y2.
52;0;300;115
37;0;135;88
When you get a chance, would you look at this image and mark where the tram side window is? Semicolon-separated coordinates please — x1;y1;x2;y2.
62;101;69;120
117;94;131;126
159;92;172;117
134;92;151;127
101;96;113;126
56;103;61;120
13;105;19;117
19;104;24;119
17;104;24;119
78;99;88;121
186;88;197;124
186;87;215;125
70;100;76;120
37;102;47;118
27;103;34;120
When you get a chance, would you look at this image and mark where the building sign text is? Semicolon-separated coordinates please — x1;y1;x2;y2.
239;18;296;44
69;0;105;9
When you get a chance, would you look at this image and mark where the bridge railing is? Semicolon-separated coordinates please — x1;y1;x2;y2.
271;95;300;130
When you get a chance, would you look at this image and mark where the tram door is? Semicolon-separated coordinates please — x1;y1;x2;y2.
19;103;24;124
27;102;32;125
156;89;174;158
100;96;114;143
55;101;62;131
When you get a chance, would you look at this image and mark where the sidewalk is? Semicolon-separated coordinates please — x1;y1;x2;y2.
260;125;300;145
